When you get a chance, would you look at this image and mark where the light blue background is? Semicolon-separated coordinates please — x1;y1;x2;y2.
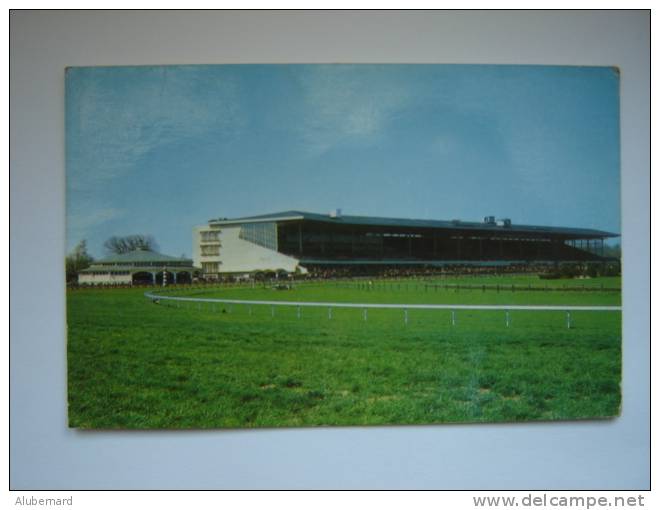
10;11;650;489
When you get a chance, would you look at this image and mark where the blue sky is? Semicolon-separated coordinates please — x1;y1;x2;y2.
66;64;620;258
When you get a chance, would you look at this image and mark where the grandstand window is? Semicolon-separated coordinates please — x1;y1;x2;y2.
239;222;278;251
201;230;221;242
202;262;219;274
201;245;220;256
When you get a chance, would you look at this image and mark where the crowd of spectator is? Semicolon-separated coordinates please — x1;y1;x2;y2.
69;260;620;289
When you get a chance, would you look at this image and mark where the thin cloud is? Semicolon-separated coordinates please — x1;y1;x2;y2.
295;65;413;155
67;207;126;244
67;66;245;191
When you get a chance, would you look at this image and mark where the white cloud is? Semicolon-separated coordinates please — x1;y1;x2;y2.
67;67;245;191
430;134;458;156
295;66;413;155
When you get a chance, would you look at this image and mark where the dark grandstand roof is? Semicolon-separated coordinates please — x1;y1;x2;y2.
210;210;619;238
92;248;193;264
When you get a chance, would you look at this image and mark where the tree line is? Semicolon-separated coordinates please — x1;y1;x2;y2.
103;234;158;254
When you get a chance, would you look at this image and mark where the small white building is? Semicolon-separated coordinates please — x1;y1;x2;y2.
78;248;200;285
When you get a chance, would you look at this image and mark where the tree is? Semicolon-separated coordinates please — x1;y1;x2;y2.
103;234;159;254
602;242;621;260
66;240;94;283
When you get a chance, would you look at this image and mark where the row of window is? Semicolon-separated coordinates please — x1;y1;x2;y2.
201;245;220;256
97;262;190;267
84;270;195;276
239;222;278;250
84;271;131;276
200;230;221;242
202;262;220;273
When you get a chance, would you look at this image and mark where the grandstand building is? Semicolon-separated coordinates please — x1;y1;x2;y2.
192;210;619;278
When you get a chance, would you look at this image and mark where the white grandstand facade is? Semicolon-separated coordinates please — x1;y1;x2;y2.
192;214;304;278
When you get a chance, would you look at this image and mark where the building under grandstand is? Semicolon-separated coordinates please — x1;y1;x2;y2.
78;248;200;285
192;210;619;278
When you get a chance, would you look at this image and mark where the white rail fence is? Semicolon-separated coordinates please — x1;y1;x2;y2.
144;291;621;329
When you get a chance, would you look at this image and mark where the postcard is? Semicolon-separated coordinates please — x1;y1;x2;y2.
66;64;621;428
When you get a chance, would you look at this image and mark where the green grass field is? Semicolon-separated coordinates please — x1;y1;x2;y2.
67;275;621;428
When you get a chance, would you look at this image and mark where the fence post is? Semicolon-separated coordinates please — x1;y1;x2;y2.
404;309;408;325
363;308;368;321
505;310;510;327
566;311;571;329
451;310;456;326
271;306;275;318
297;306;301;319
328;307;332;320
